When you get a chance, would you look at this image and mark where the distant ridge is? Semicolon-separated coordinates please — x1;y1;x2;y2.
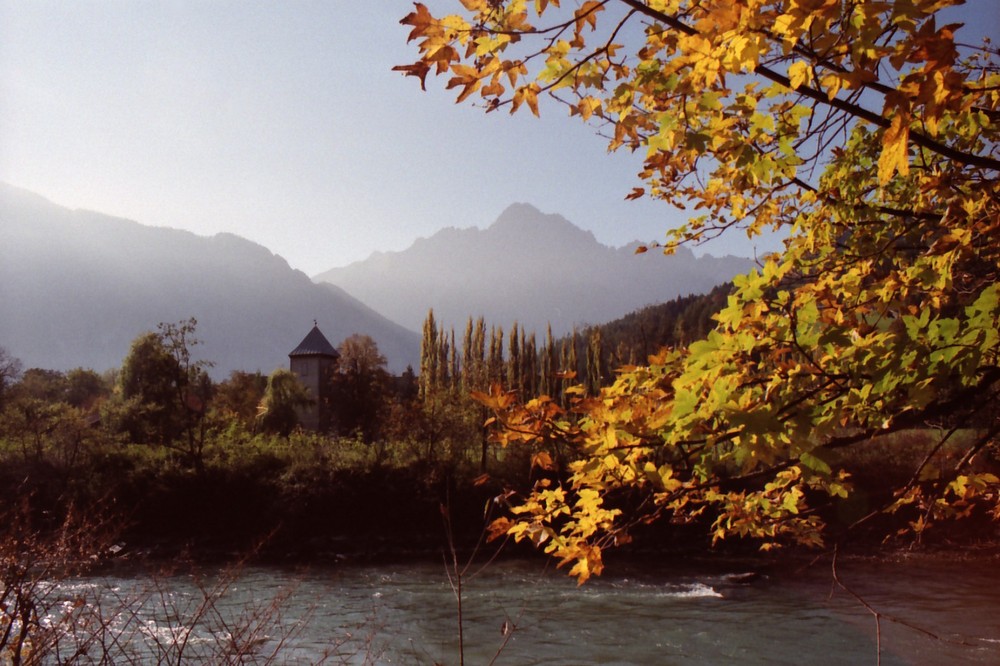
0;183;419;375
314;203;754;334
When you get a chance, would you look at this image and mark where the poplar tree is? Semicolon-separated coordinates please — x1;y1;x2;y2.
462;317;474;394
585;329;603;396
472;317;487;389
540;325;556;398
507;322;521;393
489;326;505;387
419;309;438;400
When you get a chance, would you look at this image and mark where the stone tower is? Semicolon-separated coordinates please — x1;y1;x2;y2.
288;323;339;431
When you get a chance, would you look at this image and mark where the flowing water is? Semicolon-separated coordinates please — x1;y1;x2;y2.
36;554;1000;664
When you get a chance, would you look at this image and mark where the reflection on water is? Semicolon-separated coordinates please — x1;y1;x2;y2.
40;555;1000;664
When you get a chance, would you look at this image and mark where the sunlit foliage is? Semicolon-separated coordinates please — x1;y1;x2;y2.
399;0;1000;580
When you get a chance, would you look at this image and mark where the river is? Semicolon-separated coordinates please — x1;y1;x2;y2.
34;553;1000;664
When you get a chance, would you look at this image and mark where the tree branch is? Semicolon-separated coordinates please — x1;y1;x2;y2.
616;0;1000;171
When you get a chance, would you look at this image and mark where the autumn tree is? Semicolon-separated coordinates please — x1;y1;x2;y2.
419;309;441;401
400;0;1000;580
416;311;484;465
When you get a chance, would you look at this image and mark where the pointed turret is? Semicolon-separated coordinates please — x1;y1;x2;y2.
288;322;338;431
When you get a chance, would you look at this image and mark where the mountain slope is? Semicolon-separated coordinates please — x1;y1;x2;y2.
0;184;419;375
314;203;754;334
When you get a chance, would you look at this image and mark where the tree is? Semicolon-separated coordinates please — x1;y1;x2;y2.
64;368;110;410
0;346;22;410
419;309;440;400
257;369;312;437
400;1;1000;581
117;331;186;445
214;370;268;431
330;334;391;443
507;321;521;393
0;367;108;468
12;368;68;404
115;319;213;465
585;329;603;396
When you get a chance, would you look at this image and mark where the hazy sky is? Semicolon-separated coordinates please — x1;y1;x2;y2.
2;2;994;276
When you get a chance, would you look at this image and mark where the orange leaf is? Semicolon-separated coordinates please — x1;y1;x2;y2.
532;451;556;470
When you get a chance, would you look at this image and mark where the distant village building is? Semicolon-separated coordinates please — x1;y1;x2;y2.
289;323;339;431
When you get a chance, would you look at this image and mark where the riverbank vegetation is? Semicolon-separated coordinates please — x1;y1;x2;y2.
0;287;729;563
2;277;996;571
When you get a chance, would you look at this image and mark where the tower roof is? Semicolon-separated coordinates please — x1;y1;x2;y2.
289;324;339;358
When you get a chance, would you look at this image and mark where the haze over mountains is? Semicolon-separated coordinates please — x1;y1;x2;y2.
1;186;754;379
314;203;754;334
0;184;419;376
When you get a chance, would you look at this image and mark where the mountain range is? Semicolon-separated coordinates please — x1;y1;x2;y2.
314;203;754;335
1;187;754;379
0;184;419;376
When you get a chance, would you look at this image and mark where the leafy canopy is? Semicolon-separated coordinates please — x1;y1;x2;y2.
398;0;1000;581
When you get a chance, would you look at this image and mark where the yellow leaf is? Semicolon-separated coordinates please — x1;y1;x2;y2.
512;83;541;116
787;61;813;90
877;112;910;184
577;96;602;121
819;72;842;100
575;1;603;33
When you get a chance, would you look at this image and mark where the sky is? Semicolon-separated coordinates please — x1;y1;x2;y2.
1;2;994;277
